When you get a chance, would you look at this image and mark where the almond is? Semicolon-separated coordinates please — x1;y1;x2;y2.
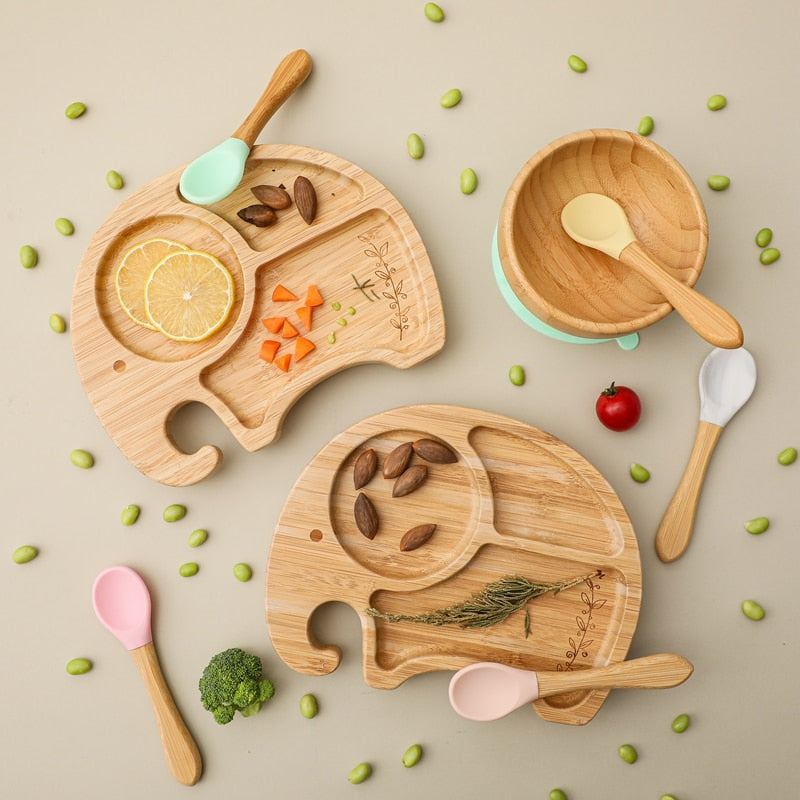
392;464;428;497
237;204;277;227
251;184;293;209
412;438;457;464
294;175;317;224
353;448;378;490
354;492;379;539
382;441;413;479
399;523;437;552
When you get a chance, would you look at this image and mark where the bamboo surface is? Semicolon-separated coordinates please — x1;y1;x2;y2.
266;404;642;726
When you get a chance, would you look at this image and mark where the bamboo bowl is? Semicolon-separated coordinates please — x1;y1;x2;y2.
496;129;709;339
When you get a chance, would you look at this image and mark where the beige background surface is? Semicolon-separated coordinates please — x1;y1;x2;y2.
2;1;798;797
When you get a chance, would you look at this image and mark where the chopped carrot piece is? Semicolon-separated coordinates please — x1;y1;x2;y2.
295;305;314;331
294;336;316;362
274;353;292;372
305;284;324;307
262;316;286;334
258;340;280;363
272;284;298;302
281;319;299;339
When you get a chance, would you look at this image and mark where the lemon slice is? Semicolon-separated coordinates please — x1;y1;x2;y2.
115;238;188;328
144;250;234;342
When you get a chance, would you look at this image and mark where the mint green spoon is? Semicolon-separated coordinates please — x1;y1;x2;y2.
179;49;312;205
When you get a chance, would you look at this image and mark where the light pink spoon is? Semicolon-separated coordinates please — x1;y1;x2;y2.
448;653;693;721
92;566;203;785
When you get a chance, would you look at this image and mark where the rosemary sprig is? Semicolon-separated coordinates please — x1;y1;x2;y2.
365;571;601;629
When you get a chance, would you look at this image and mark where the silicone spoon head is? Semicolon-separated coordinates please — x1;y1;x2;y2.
92;566;153;650
698;346;756;427
560;192;637;259
178;137;251;206
448;662;540;721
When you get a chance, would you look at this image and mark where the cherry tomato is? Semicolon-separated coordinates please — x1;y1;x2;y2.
595;382;641;431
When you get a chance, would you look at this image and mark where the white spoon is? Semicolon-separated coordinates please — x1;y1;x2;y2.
655;347;756;562
448;653;693;721
560;193;743;349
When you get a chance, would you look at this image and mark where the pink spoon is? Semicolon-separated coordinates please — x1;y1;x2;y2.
92;566;202;785
448;653;693;721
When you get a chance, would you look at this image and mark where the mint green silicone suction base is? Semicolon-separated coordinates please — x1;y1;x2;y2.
491;228;639;350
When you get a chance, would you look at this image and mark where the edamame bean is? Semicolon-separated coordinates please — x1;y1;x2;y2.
707;175;730;191
671;712;690;733
759;247;780;265
348;762;372;784
618;743;638;764
106;169;124;190
440;88;462;108
407;133;424;159
707;93;727;110
402;743;422;767
299;693;318;719
778;447;797;466
188;528;208;547
660;795;678;800
424;2;444;22
49;313;67;333
755;227;773;248
12;545;38;564
744;516;769;535
55;217;74;236
233;562;252;582
179;562;199;577
65;101;87;119
508;365;525;386
460;167;477;195
741;599;765;620
120;504;140;526
549;790;568;800
567;54;588;73
331;301;341;311
630;463;650;483
163;503;186;522
19;244;38;269
347;307;356;315
637;116;654;136
70;449;94;469
327;332;336;344
66;657;92;675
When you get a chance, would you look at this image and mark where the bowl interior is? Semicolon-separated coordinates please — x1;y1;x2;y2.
498;129;708;337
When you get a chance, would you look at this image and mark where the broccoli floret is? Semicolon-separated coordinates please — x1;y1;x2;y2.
198;647;276;724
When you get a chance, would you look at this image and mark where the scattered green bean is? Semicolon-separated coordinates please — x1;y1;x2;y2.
549;790;568;800
567;54;588;73
70;449;94;469
630;463;650;483
347;306;356;315
327;332;336;344
331;301;341;311
407;133;425;159
233;563;252;582
65;101;87;119
707;175;730;191
402;743;423;768
348;762;372;784
741;599;765;621
440;88;462;108
744;516;769;535
424;2;444;22
778;447;797;466
12;545;38;564
188;528;208;547
671;713;690;733
755;227;773;248
460;167;478;195
55;217;74;236
707;93;727;110
163;503;186;522
106;169;124;190
508;364;525;386
19;244;38;269
637;116;654;136
759;247;780;265
336;317;347;326
49;314;67;333
66;657;92;675
299;693;318;719
660;795;678;800
618;743;638;764
120;504;140;526
179;562;199;577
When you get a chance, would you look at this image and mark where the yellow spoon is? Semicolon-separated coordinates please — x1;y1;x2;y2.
560;193;743;348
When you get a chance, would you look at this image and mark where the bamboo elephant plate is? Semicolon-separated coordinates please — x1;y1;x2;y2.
70;144;445;486
266;404;642;725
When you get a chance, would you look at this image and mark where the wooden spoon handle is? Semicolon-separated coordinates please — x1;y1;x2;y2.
130;642;203;786
620;241;743;349
655;420;723;563
536;653;693;698
232;49;313;147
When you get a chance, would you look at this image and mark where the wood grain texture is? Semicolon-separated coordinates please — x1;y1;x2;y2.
265;405;642;726
496;129;710;339
71;144;445;486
